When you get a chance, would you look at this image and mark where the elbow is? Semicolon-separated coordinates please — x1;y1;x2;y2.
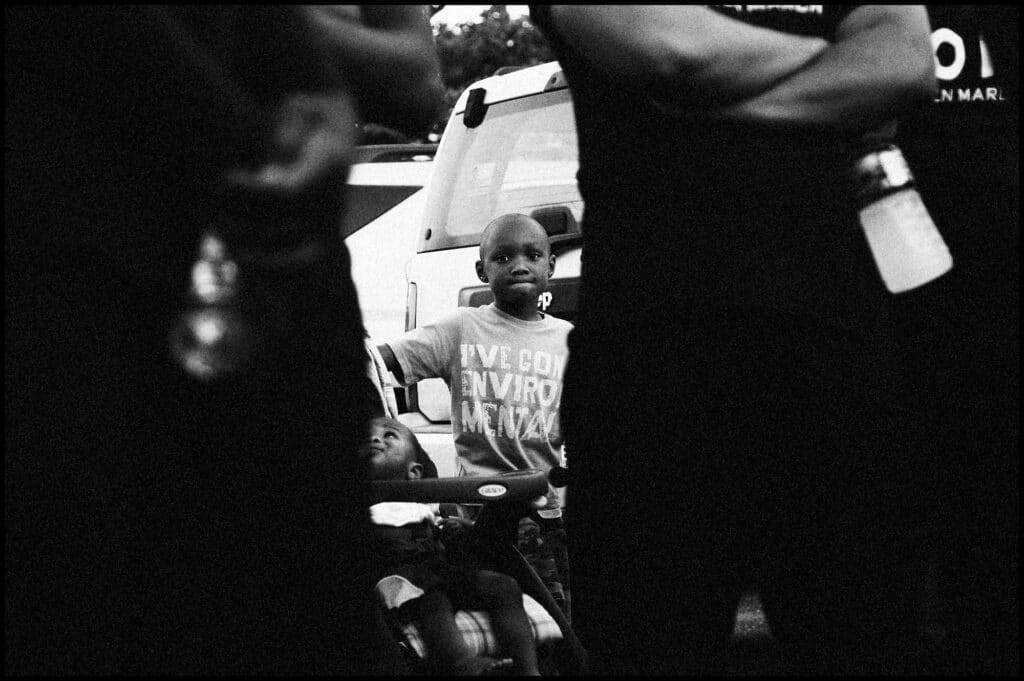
410;73;446;132
902;51;939;106
397;78;445;138
391;48;445;135
897;28;940;106
646;48;714;106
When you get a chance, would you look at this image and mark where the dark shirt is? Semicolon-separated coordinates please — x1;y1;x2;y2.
5;7;396;674
531;5;891;347
898;5;1019;297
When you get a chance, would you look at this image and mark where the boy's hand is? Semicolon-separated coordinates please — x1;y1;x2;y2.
529;495;547;510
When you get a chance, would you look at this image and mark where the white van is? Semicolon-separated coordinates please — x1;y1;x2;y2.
343;144;436;340
392;62;584;476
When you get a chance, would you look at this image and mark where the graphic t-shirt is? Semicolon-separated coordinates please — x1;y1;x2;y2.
389;304;572;514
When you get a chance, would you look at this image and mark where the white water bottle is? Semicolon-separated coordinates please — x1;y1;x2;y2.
852;144;953;294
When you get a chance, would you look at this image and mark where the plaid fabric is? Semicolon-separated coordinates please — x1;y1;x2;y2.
398;593;562;659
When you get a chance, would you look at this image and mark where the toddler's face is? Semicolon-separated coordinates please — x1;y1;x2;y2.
358;417;418;481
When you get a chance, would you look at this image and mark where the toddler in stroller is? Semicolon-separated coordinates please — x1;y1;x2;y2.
360;416;547;675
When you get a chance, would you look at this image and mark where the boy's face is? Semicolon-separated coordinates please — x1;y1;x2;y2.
358;417;422;481
476;221;555;307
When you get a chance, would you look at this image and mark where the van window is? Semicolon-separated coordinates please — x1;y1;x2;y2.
419;88;582;252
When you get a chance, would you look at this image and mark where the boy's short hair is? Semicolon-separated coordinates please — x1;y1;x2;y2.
478;213;549;259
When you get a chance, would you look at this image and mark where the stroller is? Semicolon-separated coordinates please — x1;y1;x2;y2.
367;469;586;675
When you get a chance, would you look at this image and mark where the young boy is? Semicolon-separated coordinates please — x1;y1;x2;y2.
377;213;572;616
360;416;538;675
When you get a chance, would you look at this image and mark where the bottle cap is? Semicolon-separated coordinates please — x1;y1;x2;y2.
852;145;915;203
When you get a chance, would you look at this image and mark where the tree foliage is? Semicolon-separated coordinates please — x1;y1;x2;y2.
359;6;553;144
432;6;553;138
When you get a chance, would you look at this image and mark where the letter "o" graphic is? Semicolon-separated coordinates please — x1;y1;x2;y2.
932;28;966;81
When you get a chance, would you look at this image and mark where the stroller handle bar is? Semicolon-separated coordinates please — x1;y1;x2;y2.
369;468;567;504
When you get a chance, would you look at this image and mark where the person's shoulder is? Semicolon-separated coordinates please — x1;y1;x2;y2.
460;306;488;319
543;314;574;332
421;308;468;328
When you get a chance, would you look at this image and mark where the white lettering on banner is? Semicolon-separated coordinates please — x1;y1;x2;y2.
935;87;1007;103
931;28;996;82
930;28;1008;105
979;36;994;78
932;28;967;81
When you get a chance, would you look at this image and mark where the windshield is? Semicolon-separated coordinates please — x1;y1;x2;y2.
419;88;582;252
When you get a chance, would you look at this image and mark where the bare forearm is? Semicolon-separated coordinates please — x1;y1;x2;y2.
301;6;444;135
548;5;828;106
717;6;936;131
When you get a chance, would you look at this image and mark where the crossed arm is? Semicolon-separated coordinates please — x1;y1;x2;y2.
544;5;935;131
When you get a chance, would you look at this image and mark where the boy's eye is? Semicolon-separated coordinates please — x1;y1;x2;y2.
383;430;398;439
495;254;509;263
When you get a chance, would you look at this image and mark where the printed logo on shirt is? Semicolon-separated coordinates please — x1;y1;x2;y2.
457;343;565;441
931;28;1010;105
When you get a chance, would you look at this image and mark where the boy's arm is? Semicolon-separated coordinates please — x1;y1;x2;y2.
376;343;404;385
377;311;462;388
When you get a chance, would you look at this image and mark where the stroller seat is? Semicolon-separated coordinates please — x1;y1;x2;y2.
393;588;563;659
368;470;584;674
